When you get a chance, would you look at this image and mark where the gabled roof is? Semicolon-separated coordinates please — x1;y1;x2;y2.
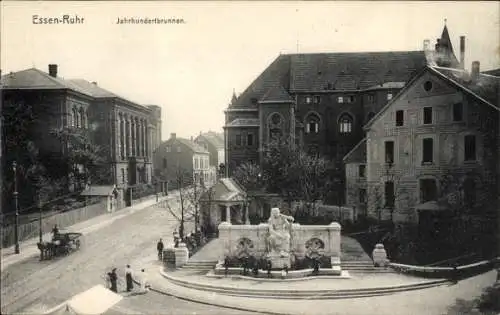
432;66;499;110
200;177;246;202
343;138;367;164
364;65;500;130
231;51;427;108
174;138;208;153
197;131;224;149
482;68;500;77
289;51;427;92
1;68;92;97
66;79;118;98
260;84;294;103
67;79;148;110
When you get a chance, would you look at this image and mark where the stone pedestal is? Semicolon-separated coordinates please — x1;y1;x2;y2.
268;254;291;269
175;243;189;268
372;243;388;267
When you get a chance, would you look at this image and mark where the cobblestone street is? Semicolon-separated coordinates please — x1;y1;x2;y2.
0;199;258;315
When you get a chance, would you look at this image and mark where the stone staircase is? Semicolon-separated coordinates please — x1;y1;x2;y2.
181;260;218;270
341;260;394;273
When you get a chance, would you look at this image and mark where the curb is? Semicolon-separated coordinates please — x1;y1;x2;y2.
131;272;286;315
159;268;451;300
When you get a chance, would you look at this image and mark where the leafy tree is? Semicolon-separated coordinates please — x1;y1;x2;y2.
50;128;110;188
232;161;264;192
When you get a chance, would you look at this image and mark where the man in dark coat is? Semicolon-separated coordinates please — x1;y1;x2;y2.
125;265;134;292
108;268;118;292
157;239;164;260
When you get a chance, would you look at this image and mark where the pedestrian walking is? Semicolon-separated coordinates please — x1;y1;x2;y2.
157;239;164;261
125;265;134;292
108;268;118;292
139;269;149;293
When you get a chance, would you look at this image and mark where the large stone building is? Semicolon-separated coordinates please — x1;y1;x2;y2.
1;64;161;210
224;24;463;204
350;63;499;225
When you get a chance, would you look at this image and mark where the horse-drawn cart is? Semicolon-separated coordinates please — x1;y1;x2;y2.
37;232;83;260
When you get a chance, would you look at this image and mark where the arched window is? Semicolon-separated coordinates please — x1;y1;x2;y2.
268;113;284;142
305;113;320;134
339;113;353;134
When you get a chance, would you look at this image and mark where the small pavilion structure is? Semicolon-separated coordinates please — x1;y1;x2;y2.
199;178;247;235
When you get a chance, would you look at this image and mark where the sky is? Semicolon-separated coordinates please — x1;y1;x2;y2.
1;1;499;140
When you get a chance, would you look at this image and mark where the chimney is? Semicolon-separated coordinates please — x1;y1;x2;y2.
471;61;480;79
48;64;58;77
423;39;431;51
459;36;465;69
170;133;176;140
435;38;441;51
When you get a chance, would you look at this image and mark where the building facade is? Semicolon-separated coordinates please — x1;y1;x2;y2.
1;64;161;211
224;24;463;205
195;131;224;167
360;64;499;224
153;133;214;187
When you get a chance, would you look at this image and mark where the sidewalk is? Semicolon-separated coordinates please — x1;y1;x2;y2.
1;192;179;271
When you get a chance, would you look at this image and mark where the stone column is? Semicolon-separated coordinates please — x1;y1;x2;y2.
245;203;250;225
126;116;131;157
225;204;231;223
135;118;140;157
142;120;147;157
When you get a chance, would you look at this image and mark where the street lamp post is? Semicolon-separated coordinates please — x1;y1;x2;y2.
13;161;20;254
38;194;43;243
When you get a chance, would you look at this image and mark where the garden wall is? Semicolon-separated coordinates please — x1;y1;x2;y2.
1;200;108;248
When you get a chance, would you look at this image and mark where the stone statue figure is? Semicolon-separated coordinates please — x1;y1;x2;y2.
267;207;294;257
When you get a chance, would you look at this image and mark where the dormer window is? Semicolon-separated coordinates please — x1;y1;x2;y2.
338;96;344;103
305;96;312;104
387;93;393;101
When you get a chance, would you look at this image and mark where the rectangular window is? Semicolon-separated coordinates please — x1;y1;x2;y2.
176;146;181;153
396;110;404;126
235;134;242;146
313;96;321;104
464;135;476;161
368;94;375;102
385;141;394;164
358;164;366;178
453;103;463;121
423;107;433;124
359;189;367;203
384;181;395;208
166;146;171;153
247;134;254;146
420;179;438;202
346;96;355;103
387;93;393;100
422;138;433;163
305;96;312;104
338;96;344;103
162;158;167;169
